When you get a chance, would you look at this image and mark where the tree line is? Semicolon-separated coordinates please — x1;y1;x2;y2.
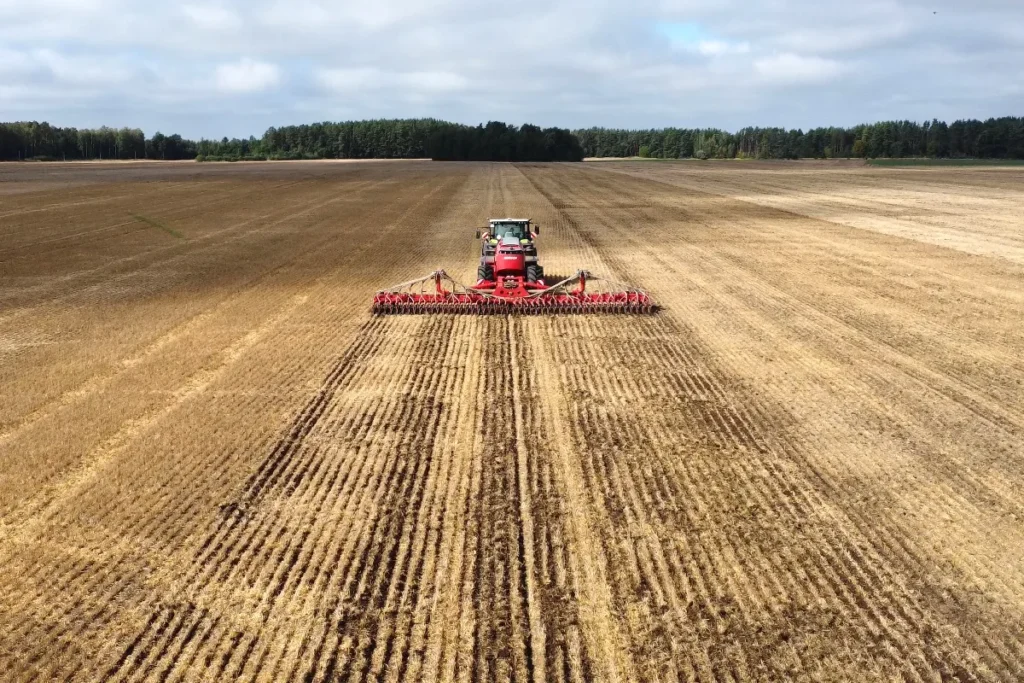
199;119;584;162
1;118;582;162
574;117;1024;160
0;121;197;161
4;116;1023;163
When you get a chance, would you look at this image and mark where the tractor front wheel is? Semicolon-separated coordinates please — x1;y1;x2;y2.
527;265;543;283
478;264;494;281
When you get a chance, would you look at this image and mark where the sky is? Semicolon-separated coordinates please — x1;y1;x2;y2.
0;0;1022;139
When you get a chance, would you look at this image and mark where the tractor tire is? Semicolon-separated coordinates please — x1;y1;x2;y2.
527;264;543;283
478;264;494;281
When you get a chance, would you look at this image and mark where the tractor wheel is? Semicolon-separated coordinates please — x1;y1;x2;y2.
478;264;494;281
527;265;543;283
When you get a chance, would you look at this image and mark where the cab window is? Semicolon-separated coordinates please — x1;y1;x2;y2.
491;222;529;240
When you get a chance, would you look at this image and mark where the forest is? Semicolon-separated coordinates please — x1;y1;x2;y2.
0;123;195;161
0;119;583;162
2;116;1022;162
575;117;1024;160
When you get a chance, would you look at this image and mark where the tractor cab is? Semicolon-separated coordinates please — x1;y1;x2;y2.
487;219;535;244
475;218;544;283
479;218;536;256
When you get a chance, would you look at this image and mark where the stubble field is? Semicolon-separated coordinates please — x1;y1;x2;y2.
1;159;1023;681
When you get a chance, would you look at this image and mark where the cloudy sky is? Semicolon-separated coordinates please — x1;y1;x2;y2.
1;0;1021;139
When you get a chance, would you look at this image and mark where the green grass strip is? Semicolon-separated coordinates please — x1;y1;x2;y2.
130;213;186;239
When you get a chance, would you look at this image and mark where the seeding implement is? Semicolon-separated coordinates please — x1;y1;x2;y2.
373;218;656;315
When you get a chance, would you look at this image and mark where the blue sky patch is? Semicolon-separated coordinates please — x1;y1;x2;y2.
654;21;711;46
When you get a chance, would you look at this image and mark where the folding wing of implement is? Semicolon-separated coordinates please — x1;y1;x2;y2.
372;218;656;315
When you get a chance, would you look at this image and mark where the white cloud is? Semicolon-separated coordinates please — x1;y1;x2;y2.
254;0;438;35
182;3;241;31
257;0;333;33
215;58;282;93
401;71;469;92
0;47;136;85
0;48;34;78
315;67;376;91
774;22;911;54
697;40;750;56
33;48;137;84
316;67;468;93
754;53;844;85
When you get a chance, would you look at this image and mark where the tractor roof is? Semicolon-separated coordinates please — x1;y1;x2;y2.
489;218;531;224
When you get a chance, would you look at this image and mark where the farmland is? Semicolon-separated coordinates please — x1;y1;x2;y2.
1;159;1023;681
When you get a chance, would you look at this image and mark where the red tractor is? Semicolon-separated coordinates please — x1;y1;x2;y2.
476;218;544;285
373;218;654;315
